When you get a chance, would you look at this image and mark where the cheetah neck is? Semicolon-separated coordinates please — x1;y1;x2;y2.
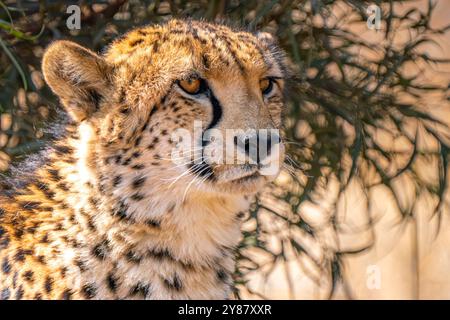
18;122;251;298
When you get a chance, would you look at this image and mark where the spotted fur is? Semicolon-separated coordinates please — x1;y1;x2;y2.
0;19;288;299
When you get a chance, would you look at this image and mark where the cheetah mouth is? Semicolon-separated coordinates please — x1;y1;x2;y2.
230;171;261;183
216;164;261;184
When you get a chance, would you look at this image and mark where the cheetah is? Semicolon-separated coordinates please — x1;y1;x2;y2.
0;19;288;300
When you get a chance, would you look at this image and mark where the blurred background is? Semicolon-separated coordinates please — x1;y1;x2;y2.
0;0;449;299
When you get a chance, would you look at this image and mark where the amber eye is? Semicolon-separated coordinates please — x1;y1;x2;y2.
178;77;207;95
260;78;274;95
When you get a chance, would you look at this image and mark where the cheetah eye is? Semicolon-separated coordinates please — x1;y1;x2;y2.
260;78;274;95
178;77;208;95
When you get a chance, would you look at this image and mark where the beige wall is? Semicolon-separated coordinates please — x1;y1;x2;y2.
240;0;450;300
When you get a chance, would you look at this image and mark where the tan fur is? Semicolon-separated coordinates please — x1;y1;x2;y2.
0;19;288;300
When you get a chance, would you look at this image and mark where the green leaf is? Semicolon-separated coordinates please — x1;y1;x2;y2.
0;36;28;90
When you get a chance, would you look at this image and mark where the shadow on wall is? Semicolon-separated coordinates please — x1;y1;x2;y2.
239;0;450;299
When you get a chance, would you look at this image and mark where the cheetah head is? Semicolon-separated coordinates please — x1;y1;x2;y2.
42;20;289;199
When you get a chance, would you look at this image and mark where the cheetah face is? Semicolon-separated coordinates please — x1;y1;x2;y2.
165;70;286;194
42;20;289;196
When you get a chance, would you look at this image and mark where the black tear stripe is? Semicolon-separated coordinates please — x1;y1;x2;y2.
206;87;223;131
189;86;223;180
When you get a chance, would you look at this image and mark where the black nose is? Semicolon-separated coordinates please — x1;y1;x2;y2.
234;131;281;163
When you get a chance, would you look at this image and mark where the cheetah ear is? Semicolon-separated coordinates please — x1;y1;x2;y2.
42;40;111;122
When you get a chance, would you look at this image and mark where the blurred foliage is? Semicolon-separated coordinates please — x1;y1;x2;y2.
0;0;449;299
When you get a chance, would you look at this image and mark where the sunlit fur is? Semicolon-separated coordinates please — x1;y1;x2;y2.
0;19;289;300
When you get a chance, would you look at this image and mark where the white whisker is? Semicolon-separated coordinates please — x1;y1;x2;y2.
182;165;211;202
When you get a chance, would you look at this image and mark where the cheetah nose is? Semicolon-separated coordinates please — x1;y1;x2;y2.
233;131;281;164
